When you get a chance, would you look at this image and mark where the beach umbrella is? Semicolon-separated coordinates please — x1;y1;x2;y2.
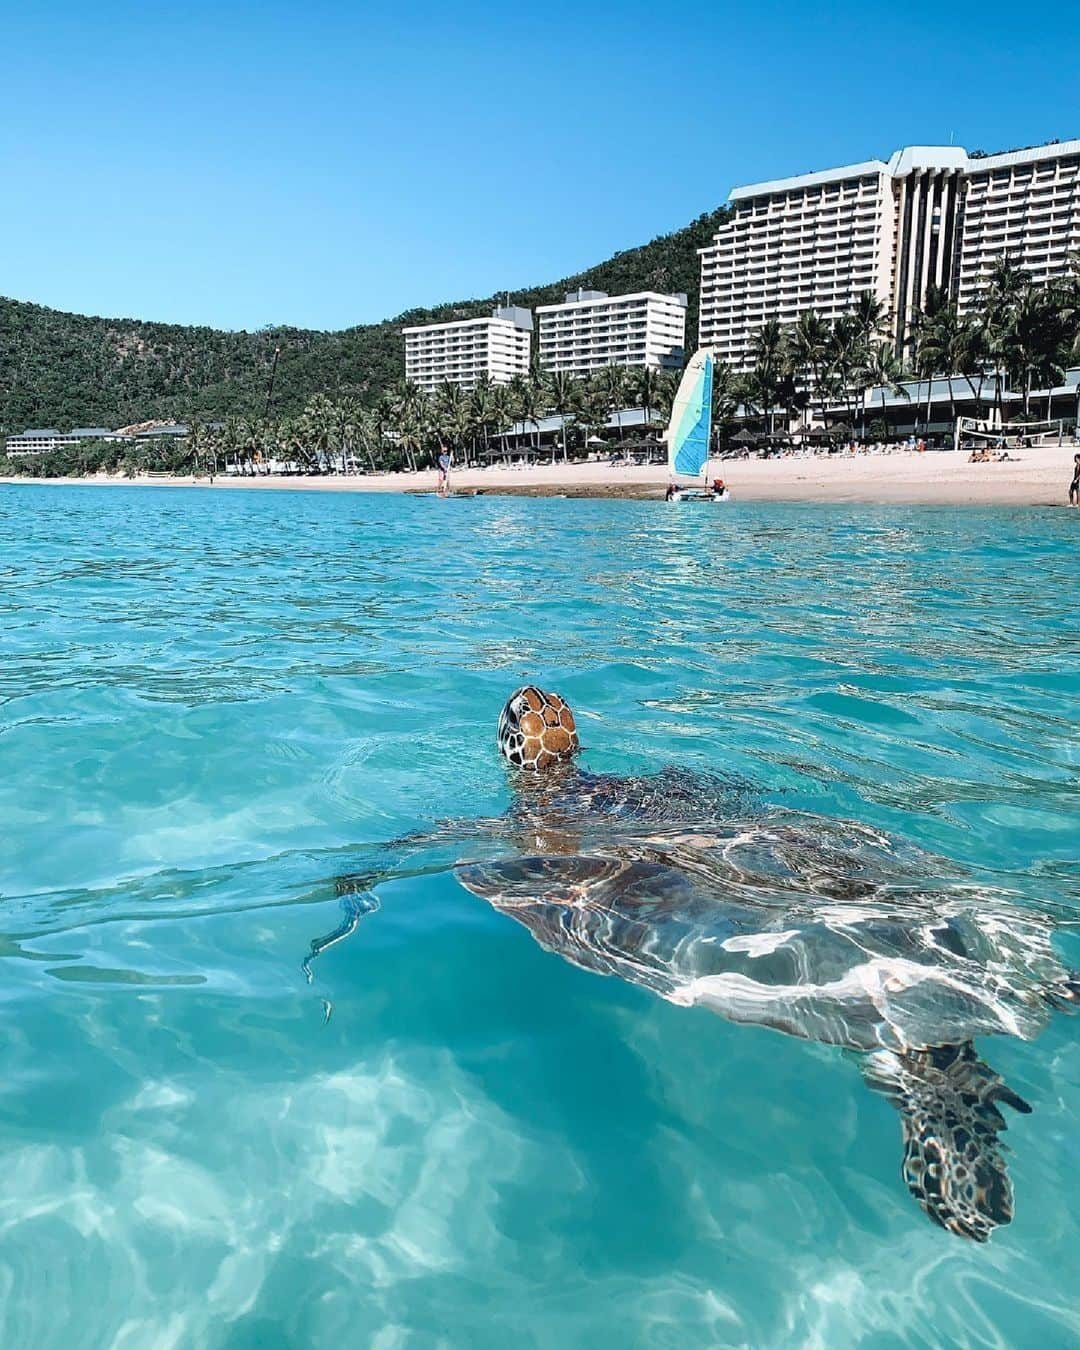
730;429;759;445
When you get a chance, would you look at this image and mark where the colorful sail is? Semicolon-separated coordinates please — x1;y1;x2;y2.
666;350;713;479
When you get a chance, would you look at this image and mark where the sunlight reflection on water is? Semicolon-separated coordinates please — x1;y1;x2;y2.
0;485;1078;1346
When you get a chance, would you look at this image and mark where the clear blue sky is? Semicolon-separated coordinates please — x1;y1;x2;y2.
2;1;1074;331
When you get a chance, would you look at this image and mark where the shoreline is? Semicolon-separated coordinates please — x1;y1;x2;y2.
4;445;1077;507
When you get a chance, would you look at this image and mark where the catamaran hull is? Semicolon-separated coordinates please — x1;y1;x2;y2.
670;490;731;503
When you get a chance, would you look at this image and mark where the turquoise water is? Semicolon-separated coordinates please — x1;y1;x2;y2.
1;483;1078;1347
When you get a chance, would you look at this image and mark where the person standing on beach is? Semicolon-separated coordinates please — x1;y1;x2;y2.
1069;452;1080;506
437;443;453;497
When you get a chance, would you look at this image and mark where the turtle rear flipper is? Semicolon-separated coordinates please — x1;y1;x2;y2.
862;1042;1030;1242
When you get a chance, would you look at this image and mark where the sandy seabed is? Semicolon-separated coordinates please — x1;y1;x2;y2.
11;444;1080;507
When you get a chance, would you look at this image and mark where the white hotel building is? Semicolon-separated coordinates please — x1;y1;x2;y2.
535;289;687;377
699;139;1080;368
402;305;532;393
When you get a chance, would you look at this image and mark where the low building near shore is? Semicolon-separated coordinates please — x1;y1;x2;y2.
5;426;120;456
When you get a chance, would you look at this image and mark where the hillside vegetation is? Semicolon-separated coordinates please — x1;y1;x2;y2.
0;207;729;431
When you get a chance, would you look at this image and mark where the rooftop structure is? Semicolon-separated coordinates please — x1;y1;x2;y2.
403;305;532;393
699;139;1080;367
536;290;687;377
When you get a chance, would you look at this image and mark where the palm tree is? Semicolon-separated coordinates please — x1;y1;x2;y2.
908;283;951;435
710;360;740;449
301;395;336;472
596;364;628;444
980;257;1031;423
240;415;266;474
434;383;469;463
328;400;350;473
653;369;680;424
915;304;968;431
633;366;664;432
955;320;990;416
514;376;544;457
747;320;786;434
788;310;830;426
825;316;869;433
1005;285;1073;417
469;375;497;463
185;417;207;477
397;409;425;473
386;380;427;471
221;415;245;474
851;290;889;346
273;416;301;473
489;384;516;460
863;343;911;437
354;409;382;473
544;369;580;462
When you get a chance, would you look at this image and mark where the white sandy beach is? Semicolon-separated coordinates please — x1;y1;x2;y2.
12;443;1080;506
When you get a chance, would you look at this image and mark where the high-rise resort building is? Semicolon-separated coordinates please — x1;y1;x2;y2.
402;305;532;393
698;139;1080;368
535;289;687;377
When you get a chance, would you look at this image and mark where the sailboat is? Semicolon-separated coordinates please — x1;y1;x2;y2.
664;349;730;503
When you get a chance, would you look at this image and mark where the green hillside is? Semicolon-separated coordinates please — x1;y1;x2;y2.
0;207;729;431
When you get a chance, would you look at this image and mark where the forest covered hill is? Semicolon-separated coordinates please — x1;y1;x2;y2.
0;206;729;431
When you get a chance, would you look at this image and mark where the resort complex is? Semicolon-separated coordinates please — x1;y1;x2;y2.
6;135;1080;471
402;289;687;390
699;140;1080;367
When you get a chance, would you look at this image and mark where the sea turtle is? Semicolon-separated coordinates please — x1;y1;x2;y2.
327;685;1079;1242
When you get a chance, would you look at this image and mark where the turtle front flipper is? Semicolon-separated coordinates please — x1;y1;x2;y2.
303;891;380;983
861;1042;1031;1241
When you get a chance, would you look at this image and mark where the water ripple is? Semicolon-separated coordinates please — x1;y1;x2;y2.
0;485;1078;1345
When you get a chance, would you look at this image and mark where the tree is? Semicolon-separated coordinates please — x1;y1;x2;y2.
787;310;830;426
863;343;910;436
633;365;663;431
434;382;469;463
747;320;786;434
825;316;870;434
301;394;336;472
915;304;968;429
980;257;1031;422
908;283;950;434
489;384;515;460
514;376;544;457
653;369;679;423
354;408;383;473
596;364;628;442
386;381;427;471
709;359;741;447
469;375;498;464
1005;285;1073;417
544;369;580;462
851;290;890;346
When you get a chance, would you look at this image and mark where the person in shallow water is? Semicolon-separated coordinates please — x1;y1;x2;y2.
436;443;453;496
322;685;1080;1243
1069;451;1080;506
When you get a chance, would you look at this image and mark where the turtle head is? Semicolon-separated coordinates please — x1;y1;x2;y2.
498;686;580;771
